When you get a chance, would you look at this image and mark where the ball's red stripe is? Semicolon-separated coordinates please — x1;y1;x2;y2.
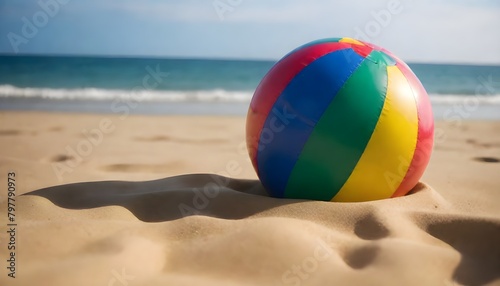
246;42;352;172
350;44;373;58
392;62;434;197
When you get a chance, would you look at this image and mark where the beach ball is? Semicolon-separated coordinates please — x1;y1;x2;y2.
246;37;434;202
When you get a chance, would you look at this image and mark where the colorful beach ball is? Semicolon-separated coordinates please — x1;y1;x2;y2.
246;38;434;202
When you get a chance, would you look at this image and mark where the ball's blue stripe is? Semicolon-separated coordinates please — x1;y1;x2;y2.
256;48;365;198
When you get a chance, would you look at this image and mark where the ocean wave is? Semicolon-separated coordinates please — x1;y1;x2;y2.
429;95;500;104
0;85;253;102
1;85;500;105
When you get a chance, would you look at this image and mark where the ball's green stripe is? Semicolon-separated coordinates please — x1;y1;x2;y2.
284;51;390;200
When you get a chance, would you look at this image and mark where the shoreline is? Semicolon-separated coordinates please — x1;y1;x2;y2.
1;99;500;119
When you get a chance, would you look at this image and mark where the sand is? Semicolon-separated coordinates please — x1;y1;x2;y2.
0;111;499;286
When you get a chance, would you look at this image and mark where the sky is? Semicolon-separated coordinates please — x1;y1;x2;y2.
0;0;499;64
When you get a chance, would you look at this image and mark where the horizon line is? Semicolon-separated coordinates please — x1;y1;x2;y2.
1;52;500;67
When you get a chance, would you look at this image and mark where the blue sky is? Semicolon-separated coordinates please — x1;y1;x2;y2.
0;0;499;64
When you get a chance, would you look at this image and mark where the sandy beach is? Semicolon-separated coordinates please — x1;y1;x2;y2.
0;111;499;286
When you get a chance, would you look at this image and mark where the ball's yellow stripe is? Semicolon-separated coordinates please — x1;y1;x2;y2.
332;66;418;202
339;37;365;46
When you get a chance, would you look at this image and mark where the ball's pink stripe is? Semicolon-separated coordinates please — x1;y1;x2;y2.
359;40;434;197
392;62;434;197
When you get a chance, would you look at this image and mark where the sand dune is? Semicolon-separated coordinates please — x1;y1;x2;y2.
0;111;500;286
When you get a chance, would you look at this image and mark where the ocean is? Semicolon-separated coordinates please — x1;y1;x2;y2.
1;55;499;118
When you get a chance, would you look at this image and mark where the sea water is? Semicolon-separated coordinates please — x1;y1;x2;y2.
0;55;499;119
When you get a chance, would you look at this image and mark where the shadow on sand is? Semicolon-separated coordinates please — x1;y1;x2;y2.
25;176;500;285
24;174;300;222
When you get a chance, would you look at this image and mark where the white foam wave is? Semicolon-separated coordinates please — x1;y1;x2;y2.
429;94;500;104
0;85;253;103
1;85;500;105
